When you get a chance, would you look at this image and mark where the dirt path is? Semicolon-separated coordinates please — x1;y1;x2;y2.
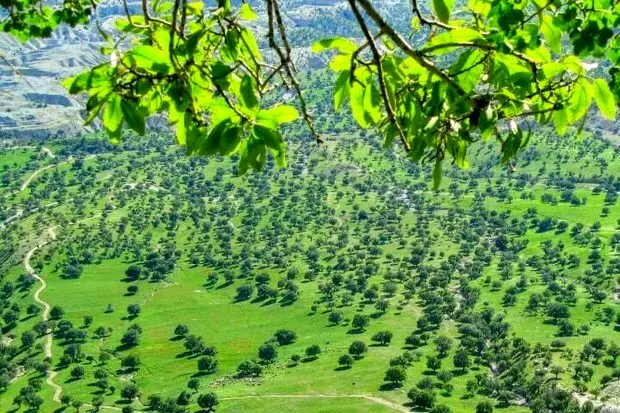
20;164;56;191
20;152;99;192
24;228;63;402
220;394;413;412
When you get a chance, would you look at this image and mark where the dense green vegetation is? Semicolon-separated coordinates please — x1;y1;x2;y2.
6;0;620;183
1;116;618;412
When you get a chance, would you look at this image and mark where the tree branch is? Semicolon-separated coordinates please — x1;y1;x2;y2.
266;0;322;143
348;0;409;151
355;0;466;95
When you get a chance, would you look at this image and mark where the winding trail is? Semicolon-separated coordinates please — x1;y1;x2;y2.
24;227;62;402
17;146;57;191
20;164;57;191
19;151;98;192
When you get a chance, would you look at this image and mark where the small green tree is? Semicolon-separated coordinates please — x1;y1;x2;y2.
384;366;407;387
348;341;368;359
351;314;369;332
258;343;278;364
197;392;219;412
305;344;322;360
371;330;393;346
338;354;354;369
476;400;494;413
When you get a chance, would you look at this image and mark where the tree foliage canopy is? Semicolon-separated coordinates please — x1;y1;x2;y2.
4;0;620;185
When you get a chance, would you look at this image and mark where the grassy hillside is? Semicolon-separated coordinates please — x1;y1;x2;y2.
0;128;618;413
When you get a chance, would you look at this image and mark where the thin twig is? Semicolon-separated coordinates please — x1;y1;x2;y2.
348;0;409;151
266;0;322;143
411;0;454;31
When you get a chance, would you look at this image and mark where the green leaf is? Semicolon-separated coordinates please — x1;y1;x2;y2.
218;123;242;155
184;28;207;57
103;94;123;140
468;0;490;15
479;104;496;138
238;3;257;20
253;124;286;167
239;75;259;114
167;82;190;125
83;92;110;126
541;15;561;54
239;28;262;62
363;83;382;125
552;109;568;136
223;30;239;61
541;62;566;79
312;37;358;54
569;79;592;123
333;70;351;112
200;119;242;156
130;45;172;74
176;112;188;145
432;159;442;190
121;100;146;136
246;138;267;171
187;1;203;14
591;78;616;120
450;49;484;92
238;141;249;175
432;0;455;23
425;28;484;55
257;105;299;125
64;64;111;94
350;82;368;128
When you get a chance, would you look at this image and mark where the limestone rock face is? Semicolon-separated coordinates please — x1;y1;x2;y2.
0;24;105;139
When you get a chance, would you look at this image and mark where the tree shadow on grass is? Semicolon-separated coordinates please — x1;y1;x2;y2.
120;277;137;283
175;351;193;359
115;343;137;352
378;383;400;391
451;369;468;377
64;376;81;384
334;366;351;371
215;281;233;290
251;296;266;304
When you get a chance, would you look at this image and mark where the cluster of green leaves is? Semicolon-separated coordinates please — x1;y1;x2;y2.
6;0;620;183
0;0;92;40
316;0;619;186
63;1;297;173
